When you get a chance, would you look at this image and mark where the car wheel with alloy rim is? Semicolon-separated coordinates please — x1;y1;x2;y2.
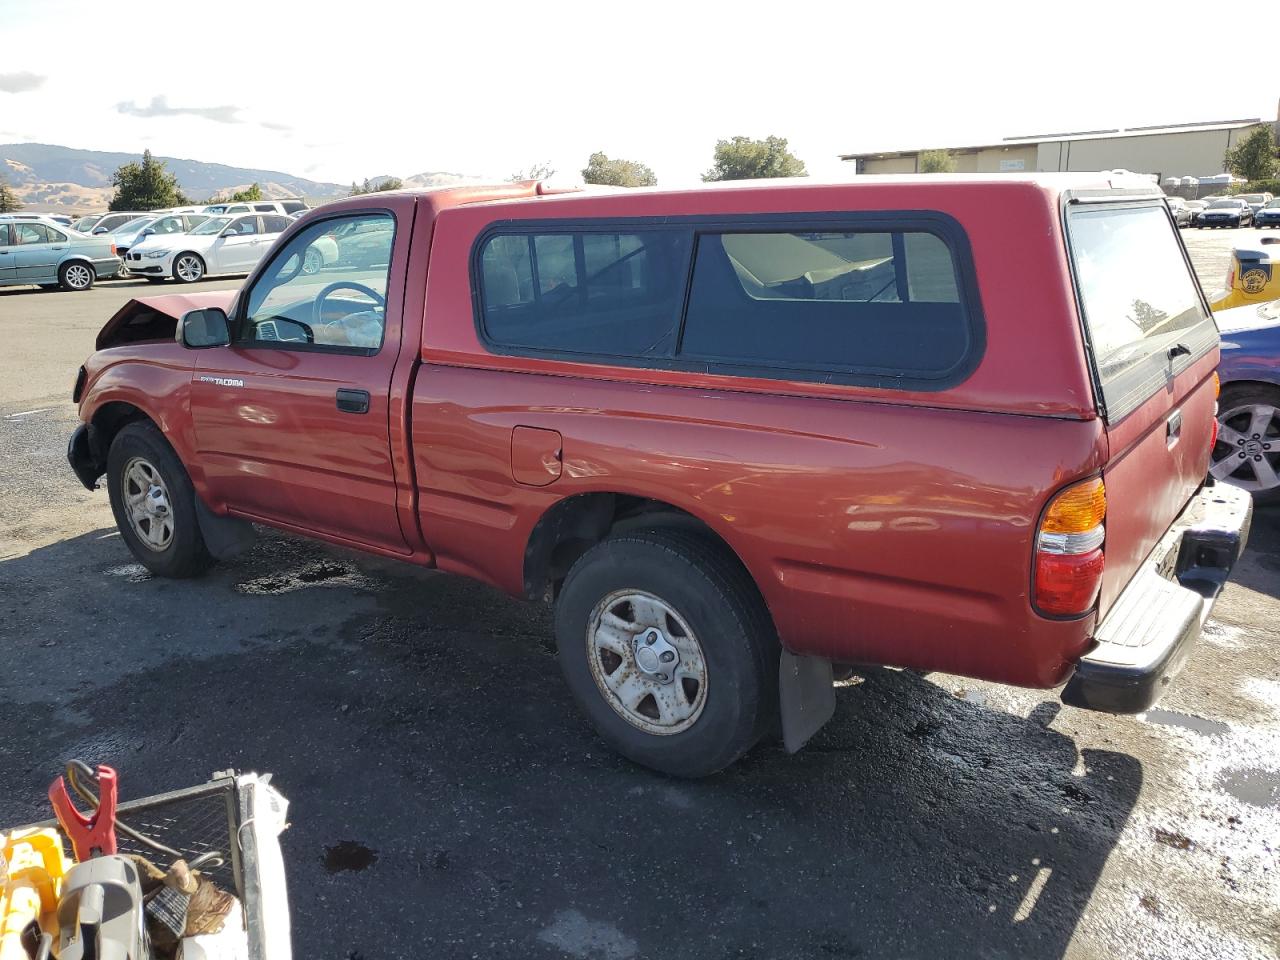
173;253;205;283
1212;385;1280;504
58;261;94;291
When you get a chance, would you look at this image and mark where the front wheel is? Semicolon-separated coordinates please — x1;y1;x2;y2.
1211;385;1280;504
554;529;779;777
173;253;205;283
59;261;94;291
106;422;215;577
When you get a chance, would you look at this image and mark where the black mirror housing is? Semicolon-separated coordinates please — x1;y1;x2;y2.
178;308;231;349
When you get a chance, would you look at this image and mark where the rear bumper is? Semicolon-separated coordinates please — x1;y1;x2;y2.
1061;481;1252;714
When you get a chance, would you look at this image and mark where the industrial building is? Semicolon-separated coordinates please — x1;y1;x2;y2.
840;117;1271;182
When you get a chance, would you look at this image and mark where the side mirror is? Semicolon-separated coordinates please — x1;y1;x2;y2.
178;308;230;349
93;227;108;234
141;229;154;238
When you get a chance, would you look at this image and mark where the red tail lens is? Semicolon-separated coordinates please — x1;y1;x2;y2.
1034;478;1106;616
1035;549;1105;615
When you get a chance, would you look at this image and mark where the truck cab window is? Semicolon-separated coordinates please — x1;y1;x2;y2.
239;213;395;353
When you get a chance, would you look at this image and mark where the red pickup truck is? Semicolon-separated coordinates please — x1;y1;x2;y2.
68;175;1252;776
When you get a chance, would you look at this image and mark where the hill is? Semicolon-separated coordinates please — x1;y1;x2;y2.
0;142;349;210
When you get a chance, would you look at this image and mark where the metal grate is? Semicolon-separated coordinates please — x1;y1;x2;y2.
26;775;244;903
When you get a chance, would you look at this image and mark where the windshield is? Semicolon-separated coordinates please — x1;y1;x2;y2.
1208;199;1241;209
1067;201;1217;421
190;217;232;236
1266;199;1280;209
72;216;100;232
115;217;154;234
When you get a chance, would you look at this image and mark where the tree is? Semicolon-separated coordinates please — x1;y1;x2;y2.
918;149;957;174
702;136;807;182
581;151;657;187
109;150;189;210
1225;127;1278;182
508;163;555;183
229;183;263;202
0;176;21;213
348;177;404;196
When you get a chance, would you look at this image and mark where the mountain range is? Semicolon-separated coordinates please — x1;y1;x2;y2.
0;142;483;211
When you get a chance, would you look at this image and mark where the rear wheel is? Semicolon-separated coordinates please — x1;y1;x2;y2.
58;261;94;291
554;528;779;777
1212;385;1280;504
106;422;215;577
173;253;205;283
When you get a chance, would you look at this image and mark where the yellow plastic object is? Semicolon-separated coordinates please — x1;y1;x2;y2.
1210;242;1280;312
0;829;70;959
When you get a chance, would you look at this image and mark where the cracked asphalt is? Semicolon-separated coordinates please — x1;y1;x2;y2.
1;235;1278;960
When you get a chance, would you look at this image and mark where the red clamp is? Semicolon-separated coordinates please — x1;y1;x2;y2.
49;764;118;859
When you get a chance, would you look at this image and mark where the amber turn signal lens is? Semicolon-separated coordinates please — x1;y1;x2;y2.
1213;372;1220;399
1040;478;1106;534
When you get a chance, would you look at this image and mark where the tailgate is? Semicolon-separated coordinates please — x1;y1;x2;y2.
1065;199;1219;618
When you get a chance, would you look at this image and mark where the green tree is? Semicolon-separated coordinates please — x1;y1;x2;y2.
348;177;404;196
1224;127;1279;182
581;151;657;187
918;149;957;174
229;183;263;202
108;150;189;210
702;136;807;182
508;162;555;183
0;176;21;213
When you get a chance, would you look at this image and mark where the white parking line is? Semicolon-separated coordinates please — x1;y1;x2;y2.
3;408;51;420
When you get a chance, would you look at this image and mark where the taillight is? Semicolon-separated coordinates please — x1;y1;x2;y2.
1034;478;1105;616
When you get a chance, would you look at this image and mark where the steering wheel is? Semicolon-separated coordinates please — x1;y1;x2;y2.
313;281;386;329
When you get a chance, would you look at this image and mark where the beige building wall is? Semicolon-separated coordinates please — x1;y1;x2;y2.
855;124;1267;178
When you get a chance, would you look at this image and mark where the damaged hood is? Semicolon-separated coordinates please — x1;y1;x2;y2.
95;290;238;350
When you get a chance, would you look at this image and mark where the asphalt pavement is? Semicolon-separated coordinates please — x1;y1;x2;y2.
0;238;1277;960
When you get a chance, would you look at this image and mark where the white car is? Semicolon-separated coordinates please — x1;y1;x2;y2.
124;212;292;283
202;200;307;216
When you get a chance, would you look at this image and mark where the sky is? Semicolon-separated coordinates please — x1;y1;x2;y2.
0;0;1275;188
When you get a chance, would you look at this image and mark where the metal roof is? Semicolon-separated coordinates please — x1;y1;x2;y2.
840;118;1265;161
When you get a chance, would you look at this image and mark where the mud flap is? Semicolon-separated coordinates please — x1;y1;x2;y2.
196;499;257;559
779;650;835;753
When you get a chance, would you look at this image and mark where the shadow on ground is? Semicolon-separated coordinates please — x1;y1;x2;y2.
0;528;1142;959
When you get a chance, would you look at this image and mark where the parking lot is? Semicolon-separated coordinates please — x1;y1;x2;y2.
1;227;1278;960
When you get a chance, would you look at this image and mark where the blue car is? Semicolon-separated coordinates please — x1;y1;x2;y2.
1256;198;1280;229
0;218;122;291
1213;297;1280;502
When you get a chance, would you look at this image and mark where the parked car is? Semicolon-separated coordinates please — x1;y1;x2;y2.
1255;198;1280;229
1213;297;1280;501
123;212;291;282
0;219;121;290
1210;237;1280;312
1198;198;1253;228
1165;195;1192;227
67;174;1250;777
1236;192;1274;217
86;211;150;235
72;213;106;234
201;200;304;216
1186;199;1209;225
110;213;209;258
0;211;74;228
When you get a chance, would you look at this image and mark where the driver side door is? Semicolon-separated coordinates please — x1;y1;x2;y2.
188;210;409;553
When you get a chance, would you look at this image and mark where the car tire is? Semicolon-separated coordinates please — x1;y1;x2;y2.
173;253;205;284
58;261;94;292
1211;384;1280;505
106;421;215;577
554;528;779;778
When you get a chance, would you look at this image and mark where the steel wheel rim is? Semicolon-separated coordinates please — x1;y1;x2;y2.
177;256;202;282
121;456;174;551
586;589;708;736
65;264;91;288
1211;402;1280;492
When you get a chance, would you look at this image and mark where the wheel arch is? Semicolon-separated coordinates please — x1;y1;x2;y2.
522;492;769;611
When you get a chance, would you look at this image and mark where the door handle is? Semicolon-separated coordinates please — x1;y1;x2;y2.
1167;409;1182;445
336;388;370;414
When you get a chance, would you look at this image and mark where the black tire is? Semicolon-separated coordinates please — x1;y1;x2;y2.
106;421;215;577
58;261;95;291
172;253;205;284
554;528;779;777
1215;384;1280;505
